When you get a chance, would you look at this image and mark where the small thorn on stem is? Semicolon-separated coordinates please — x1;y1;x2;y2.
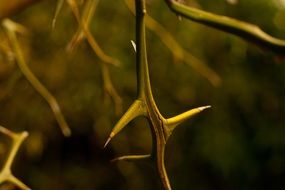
131;40;136;52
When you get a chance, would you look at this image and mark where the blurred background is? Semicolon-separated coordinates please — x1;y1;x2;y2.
0;0;285;189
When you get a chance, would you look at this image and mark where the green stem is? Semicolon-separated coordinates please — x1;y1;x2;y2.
135;0;162;123
165;0;285;54
135;0;153;100
3;19;71;137
135;1;171;189
149;116;171;190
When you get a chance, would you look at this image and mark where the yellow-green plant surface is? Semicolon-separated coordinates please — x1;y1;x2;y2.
0;0;284;189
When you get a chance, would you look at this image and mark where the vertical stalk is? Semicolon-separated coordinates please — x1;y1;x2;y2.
135;0;152;100
150;119;171;190
107;1;209;189
135;0;162;124
135;0;171;189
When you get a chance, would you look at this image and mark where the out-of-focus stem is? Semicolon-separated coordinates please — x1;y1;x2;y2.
3;19;71;137
165;0;285;54
0;126;30;190
124;0;221;86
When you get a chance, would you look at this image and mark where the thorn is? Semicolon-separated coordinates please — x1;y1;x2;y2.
22;131;29;138
52;19;56;30
103;137;111;148
103;100;145;148
131;40;136;52
62;128;72;137
166;105;212;132
198;105;211;111
104;132;114;148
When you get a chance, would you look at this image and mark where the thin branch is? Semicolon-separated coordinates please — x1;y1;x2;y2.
66;0;81;22
124;0;221;86
63;0;120;66
62;0;122;113
165;0;285;54
66;0;99;51
53;0;82;29
82;25;120;66
111;154;151;162
2;19;71;137
101;63;123;115
0;126;30;190
52;0;65;29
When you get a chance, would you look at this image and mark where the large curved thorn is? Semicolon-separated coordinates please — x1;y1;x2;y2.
104;100;146;148
166;105;211;132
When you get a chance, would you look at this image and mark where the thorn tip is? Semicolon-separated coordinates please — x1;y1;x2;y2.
104;137;111;148
62;127;72;137
198;105;211;111
131;40;136;52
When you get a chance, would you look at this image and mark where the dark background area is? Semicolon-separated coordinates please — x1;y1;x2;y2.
0;0;285;189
